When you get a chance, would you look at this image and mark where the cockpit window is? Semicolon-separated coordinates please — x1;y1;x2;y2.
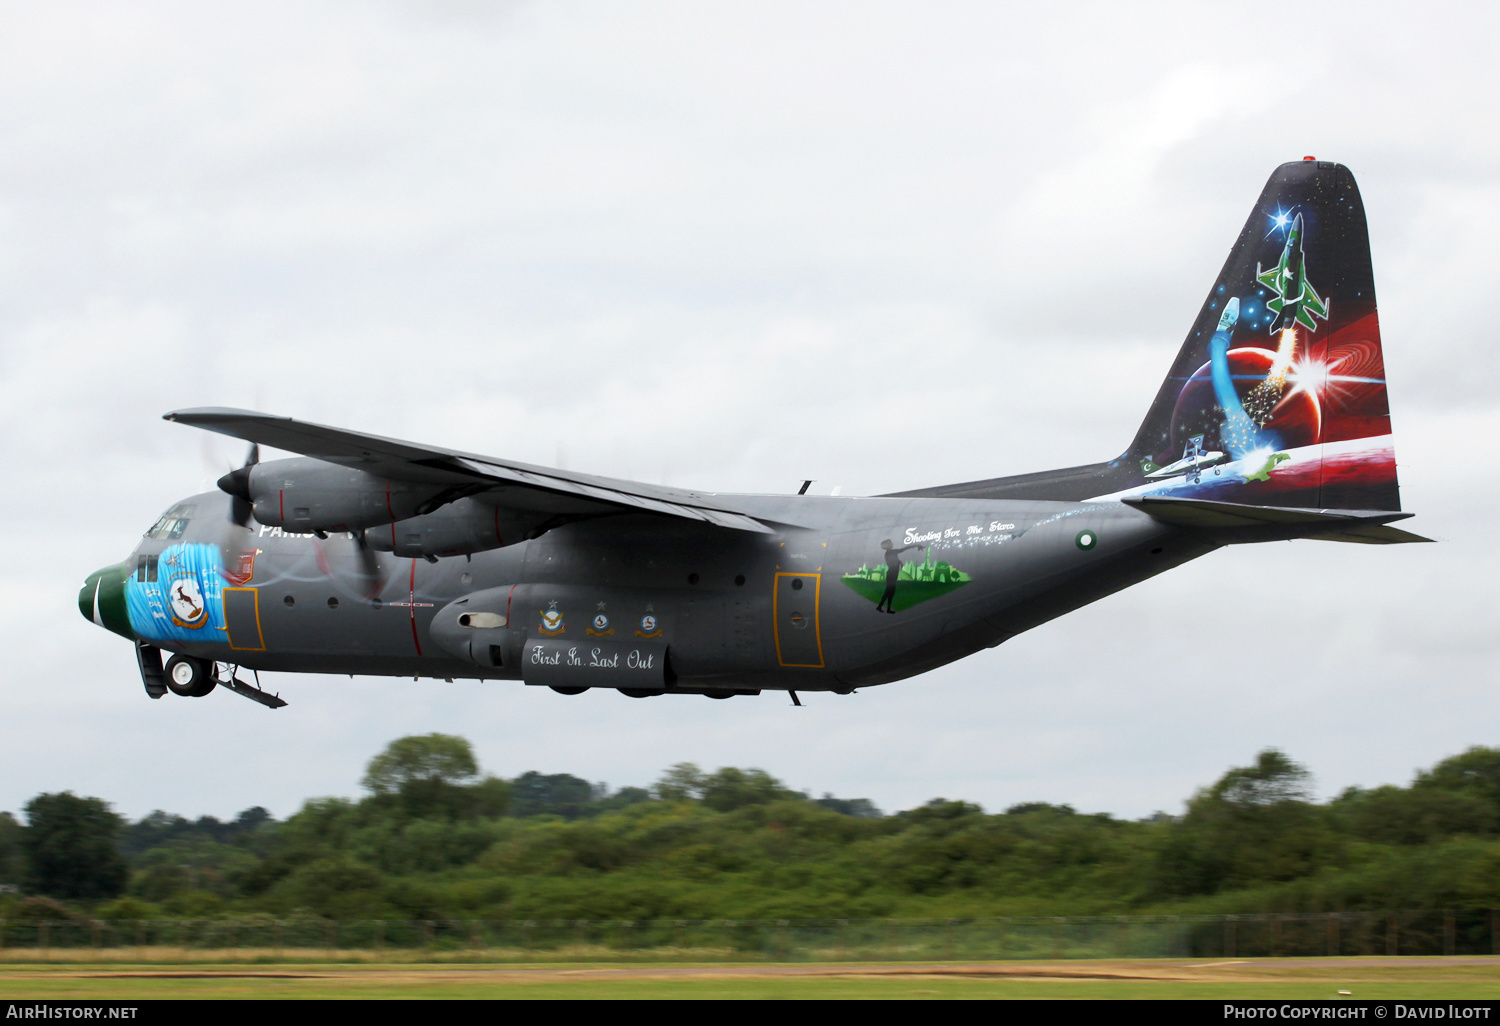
145;504;196;540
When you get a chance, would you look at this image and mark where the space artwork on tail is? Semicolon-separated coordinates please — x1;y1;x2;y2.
1093;159;1399;512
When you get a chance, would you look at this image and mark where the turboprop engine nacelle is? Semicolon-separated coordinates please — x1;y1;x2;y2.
219;457;453;533
363;497;539;560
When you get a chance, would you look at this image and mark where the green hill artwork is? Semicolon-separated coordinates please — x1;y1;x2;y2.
841;549;972;612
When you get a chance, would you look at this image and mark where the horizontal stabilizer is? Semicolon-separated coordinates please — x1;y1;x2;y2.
1121;495;1431;543
1303;524;1435;545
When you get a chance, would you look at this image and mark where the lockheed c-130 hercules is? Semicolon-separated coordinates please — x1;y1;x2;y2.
80;158;1428;709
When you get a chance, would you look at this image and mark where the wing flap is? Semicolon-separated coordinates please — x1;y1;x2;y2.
451;458;774;533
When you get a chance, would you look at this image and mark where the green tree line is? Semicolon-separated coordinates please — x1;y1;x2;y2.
5;738;1500;923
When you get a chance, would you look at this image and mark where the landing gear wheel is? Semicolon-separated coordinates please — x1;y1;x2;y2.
164;655;217;697
549;686;589;696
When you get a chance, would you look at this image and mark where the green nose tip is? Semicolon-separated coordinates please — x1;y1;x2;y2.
81;563;135;640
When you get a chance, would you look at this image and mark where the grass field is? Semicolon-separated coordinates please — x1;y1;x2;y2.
3;958;1500;999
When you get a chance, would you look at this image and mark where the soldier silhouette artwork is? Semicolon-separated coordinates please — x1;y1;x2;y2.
875;539;921;614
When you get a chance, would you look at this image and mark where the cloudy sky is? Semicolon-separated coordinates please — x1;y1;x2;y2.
1;1;1495;822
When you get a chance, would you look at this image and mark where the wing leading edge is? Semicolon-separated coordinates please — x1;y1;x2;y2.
164;408;775;534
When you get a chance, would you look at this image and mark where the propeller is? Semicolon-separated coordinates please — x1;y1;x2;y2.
213;440;387;600
350;528;388;601
217;443;260;528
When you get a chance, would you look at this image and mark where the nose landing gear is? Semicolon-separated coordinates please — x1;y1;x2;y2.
164;654;216;697
141;653;288;708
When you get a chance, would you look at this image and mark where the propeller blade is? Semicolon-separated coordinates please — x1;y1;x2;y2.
218;446;258;529
351;529;387;600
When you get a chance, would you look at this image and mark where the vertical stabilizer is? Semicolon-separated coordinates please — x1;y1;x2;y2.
1118;159;1399;511
888;160;1402;511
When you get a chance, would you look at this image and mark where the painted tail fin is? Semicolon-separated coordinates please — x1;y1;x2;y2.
1121;159;1400;511
888;160;1405;515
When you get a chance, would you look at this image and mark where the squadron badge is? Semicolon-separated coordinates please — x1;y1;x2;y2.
539;601;566;636
167;576;207;628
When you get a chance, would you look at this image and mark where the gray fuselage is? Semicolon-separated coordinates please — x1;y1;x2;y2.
113;487;1208;694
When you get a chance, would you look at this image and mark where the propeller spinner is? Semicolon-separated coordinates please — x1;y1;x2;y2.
217;443;259;528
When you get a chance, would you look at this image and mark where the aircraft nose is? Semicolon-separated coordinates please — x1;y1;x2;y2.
80;562;136;639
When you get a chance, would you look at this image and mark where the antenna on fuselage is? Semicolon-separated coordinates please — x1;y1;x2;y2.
797;480;813;495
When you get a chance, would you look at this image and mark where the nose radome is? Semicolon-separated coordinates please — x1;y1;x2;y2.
78;577;95;623
80;563;136;640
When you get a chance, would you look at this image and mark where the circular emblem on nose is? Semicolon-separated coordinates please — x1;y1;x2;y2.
593;613;609;631
1075;529;1098;551
641;614;657;633
168;577;206;627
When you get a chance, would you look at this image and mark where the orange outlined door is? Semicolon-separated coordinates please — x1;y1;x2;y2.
773;572;824;668
223;587;266;651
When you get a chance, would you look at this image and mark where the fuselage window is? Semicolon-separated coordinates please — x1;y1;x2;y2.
136;554;159;582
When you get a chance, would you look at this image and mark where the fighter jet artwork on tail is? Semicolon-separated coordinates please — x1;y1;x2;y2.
1257;212;1330;334
79;157;1427;709
1141;435;1226;483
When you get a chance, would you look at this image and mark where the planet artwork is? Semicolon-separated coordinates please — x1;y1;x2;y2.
1170;347;1321;456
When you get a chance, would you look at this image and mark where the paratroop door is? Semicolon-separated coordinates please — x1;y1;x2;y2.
773;572;823;668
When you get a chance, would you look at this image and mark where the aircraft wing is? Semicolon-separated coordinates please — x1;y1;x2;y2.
164;408;776;534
